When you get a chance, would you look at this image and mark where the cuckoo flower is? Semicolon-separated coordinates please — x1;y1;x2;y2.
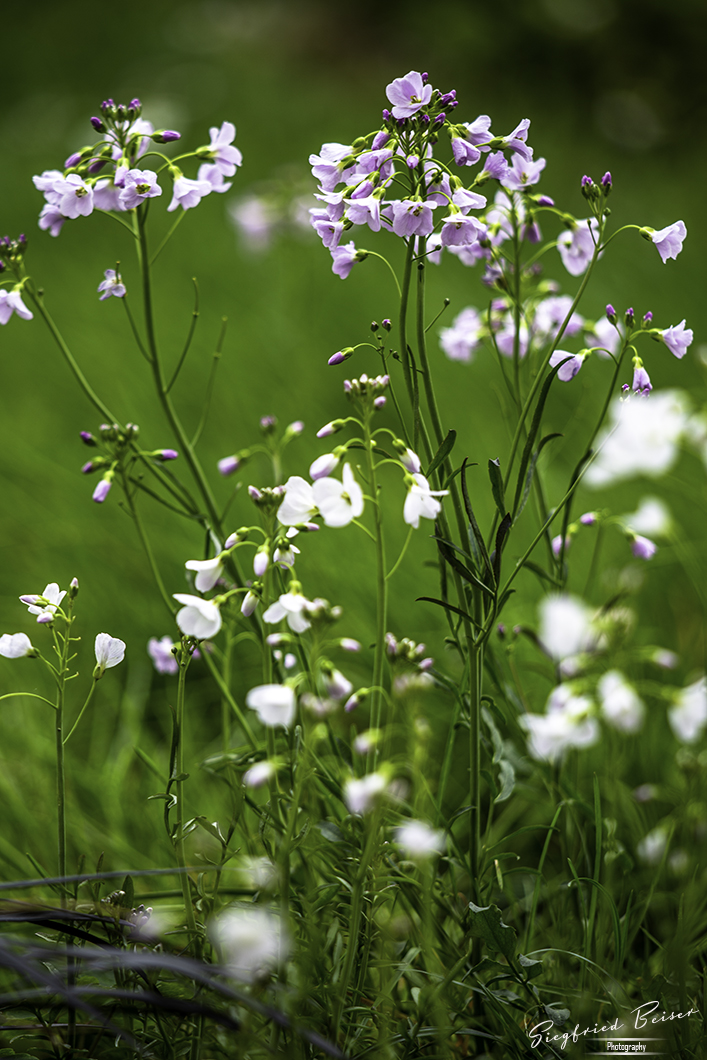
661;319;693;359
20;583;66;622
97;269;126;300
385;71;433;119
311;464;363;527
644;220;686;263
94;633;126;677
0;289;33;324
206;121;243;177
174;594;222;639
246;684;296;728
403;474;448;528
0;633;36;659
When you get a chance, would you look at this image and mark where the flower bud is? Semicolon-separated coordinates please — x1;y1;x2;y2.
605;304;617;324
374;396;386;408
601;171;612;194
90;116;106;133
642;311;653;326
152;130;181;143
382;318;392;331
316;419;345;439
156;449;179;461
80;430;97;447
328;347;354;366
69;577;80;598
241;590;259;617
92;475;113;504
624;307;635;328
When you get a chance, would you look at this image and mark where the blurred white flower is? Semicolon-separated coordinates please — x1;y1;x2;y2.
173;594;222;639
395;820;445;860
668;677;707;742
585;390;689;487
312;464;364;527
620;497;671;537
243;760;277;789
598;670;644;733
262;591;313;633
344;772;387;815
276;476;317;526
0;632;35;659
539;595;595;662
94;633;126;677
520;685;598;762
246;684;296;728
210;907;288;982
637;826;668;865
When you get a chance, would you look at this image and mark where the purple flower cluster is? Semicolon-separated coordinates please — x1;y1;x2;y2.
32;101;242;237
308;70;548;277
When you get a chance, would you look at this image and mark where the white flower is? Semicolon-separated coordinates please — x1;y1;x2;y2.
210;907;288;982
637;826;668;866
598;670;644;733
539;595;595;662
185;556;223;593
585;390;690;488
668;677;707;743
0;632;35;659
310;452;340;480
403;473;448;528
324;668;353;700
520;686;598;762
94;633;126;676
173;593;222;639
243;761;277;788
20;582;66;623
395;820;445;860
262;592;312;633
167;174;212;212
344;772;388;815
276;476;317;526
246;684;296;728
312;464;364;528
620;497;672;537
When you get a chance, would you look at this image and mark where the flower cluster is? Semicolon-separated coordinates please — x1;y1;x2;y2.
31;98;241;237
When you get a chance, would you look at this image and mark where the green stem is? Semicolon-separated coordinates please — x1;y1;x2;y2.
363;414;388;765
201;649;257;748
333;813;379;1038
63;679;97;744
120;469;175;616
175;659;198;943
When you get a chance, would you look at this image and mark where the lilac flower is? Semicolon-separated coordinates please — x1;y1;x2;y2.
482;151;509;180
206;121;243;177
118;169;162;209
173;593;222;639
344;192;381;232
0;632;36;659
385;71;433;119
557;219;598;276
549;349;586;382
38;203;66;237
534;296;583;342
309;142;354;191
167;174;212;212
147;635;178;674
93;477;112;503
403;474;448;528
464;114;493;146
499;154;546;191
661;320;693;359
310;452;340;480
439;306;482;362
451;136;481;166
0;289;33;324
218;455;241;476
97;269;126;300
330;241;359;279
94;632;126;676
21;582;66;622
632;364;652;392
630;534;657;560
311;464;364;527
53;174;94;219
440;212;484;247
391;199;437;237
646;220;686;263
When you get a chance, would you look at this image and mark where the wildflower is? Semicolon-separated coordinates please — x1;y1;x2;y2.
324;668;353;700
557;219;598;276
637;826;668;865
629;534;657;560
246;684;296;728
499;154;546;191
330;241;360;279
310;452;341;480
92;476;113;503
339;638;361;652
38;203;66;237
167;174;212;212
598;671;644;733
344;772;388;815
262;591;313;634
403;473;448;528
520;686;599;762
147;636;178;675
642;220;686;263
243;760;277;788
549;349;586;382
97;269;126;300
632;364;652;392
241;590;259;617
440;212;484;247
391;199;437;238
210;907;288;982
197;163;232;194
218;454;241;476
585;390;689;487
52;173;94;219
273;543;299;569
118;169;162;209
451;135;481;166
498;117;533;160
668;677;707;742
20;583;66;623
534;295;583;342
0;289;33;324
0;633;36;659
439;306;482;362
385;70;433;119
394;820;445;860
277;476;317;526
206;121;243;176
661;319;693;359
312;464;364;527
173;594;222;639
551;534;571;557
94;632;126;677
185;556;223;593
539;595;595;662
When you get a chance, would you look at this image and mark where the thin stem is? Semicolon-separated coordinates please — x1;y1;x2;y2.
63;679;98;744
122;296;152;362
166;278;200;393
0;692;56;709
386;527;413;580
201;649;257;748
191;317;227;447
363;415;388;765
119;469;175;616
149;209;187;266
175;659;198;943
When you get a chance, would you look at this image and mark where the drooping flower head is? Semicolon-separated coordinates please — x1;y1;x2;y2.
94;632;126;677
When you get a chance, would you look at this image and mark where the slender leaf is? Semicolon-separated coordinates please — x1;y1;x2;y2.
461;458;495;586
434;535;494;598
512;359;567;520
492;512;512;584
488;457;506;519
426;428;457;479
515;432;562;521
416;596;477;627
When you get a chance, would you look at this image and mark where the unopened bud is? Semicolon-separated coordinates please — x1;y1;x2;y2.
605;304;617;324
152;130;181;143
624;307;635;328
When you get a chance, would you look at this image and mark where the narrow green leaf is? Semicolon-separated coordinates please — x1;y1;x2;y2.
495;759;516;804
492;512;512;584
512;359;567;521
122;874;134;911
416;596;477;627
516;432;562;521
468;902;517;959
426;428;457;479
461;459;495;586
488;457;506;518
434;535;494;598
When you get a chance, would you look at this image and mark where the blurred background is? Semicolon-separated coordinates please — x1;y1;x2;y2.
0;0;705;868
